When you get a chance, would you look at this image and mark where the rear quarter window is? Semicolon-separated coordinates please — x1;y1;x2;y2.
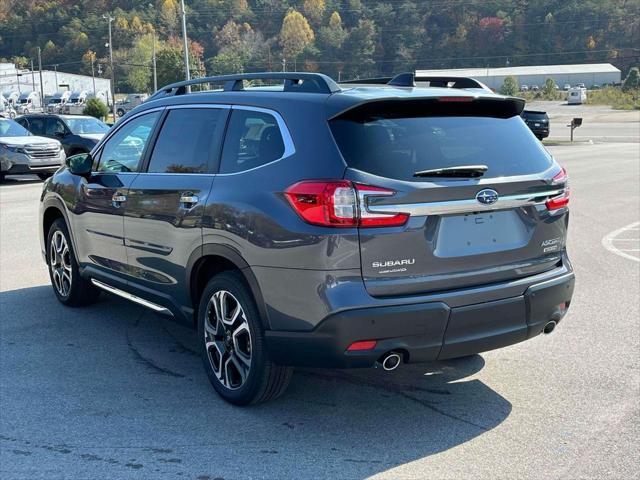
331;115;553;181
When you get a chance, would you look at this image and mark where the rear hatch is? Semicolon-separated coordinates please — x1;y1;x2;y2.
331;96;569;297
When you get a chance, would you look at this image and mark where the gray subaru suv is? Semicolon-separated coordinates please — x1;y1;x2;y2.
39;73;574;405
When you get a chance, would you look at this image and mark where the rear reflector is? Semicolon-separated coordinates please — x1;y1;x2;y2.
347;340;377;351
285;180;409;228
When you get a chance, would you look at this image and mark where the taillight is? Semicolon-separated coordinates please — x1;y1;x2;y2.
437;96;474;103
284;180;356;227
551;167;568;185
355;184;409;227
547;167;570;210
284;180;409;228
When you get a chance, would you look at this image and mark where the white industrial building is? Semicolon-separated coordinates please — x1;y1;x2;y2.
416;63;622;90
0;62;112;101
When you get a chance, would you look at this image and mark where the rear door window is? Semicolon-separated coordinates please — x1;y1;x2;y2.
331;115;553;181
219;110;285;174
146;108;227;174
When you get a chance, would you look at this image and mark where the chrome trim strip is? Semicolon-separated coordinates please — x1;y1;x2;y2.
166;103;231;110
91;279;174;316
366;189;564;216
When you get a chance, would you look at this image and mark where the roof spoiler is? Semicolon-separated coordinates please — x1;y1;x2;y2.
149;72;341;100
341;72;493;92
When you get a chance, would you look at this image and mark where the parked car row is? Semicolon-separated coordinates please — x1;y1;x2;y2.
1;114;109;181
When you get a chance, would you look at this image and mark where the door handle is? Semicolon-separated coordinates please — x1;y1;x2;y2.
180;194;199;209
112;193;127;208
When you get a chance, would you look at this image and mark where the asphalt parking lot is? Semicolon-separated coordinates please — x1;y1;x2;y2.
1;106;639;479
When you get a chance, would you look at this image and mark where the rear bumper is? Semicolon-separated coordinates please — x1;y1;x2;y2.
265;270;574;368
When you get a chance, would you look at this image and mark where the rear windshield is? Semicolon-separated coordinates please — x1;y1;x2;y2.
331;115;553;181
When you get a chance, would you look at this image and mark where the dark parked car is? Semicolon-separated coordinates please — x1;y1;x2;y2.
15;114;109;156
39;73;574;405
521;110;550;140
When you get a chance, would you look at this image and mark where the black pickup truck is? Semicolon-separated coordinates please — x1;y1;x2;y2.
521;110;550;140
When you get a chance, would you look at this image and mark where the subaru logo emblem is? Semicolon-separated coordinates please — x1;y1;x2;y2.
476;189;499;205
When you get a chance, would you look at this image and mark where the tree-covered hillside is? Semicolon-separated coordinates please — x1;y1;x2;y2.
1;0;638;93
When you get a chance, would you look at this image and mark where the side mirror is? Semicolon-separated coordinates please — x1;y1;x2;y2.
67;153;93;177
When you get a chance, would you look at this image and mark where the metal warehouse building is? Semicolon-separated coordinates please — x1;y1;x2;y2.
415;63;621;90
0;63;111;99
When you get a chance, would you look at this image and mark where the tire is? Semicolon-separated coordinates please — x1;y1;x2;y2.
46;218;100;306
116;108;125;117
198;271;293;405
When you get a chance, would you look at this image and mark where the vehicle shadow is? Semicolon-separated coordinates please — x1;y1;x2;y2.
0;285;512;479
0;175;43;186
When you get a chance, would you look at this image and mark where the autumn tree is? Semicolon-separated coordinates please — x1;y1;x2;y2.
279;10;315;69
303;0;326;26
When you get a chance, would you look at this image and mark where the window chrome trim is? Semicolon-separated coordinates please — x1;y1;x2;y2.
216;104;295;176
366;189;565;217
165;103;231;110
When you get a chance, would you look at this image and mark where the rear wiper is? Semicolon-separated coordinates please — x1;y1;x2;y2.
413;165;488;178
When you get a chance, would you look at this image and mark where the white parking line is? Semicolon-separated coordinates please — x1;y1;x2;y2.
602;221;640;263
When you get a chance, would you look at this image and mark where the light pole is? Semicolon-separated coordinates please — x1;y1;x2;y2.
37;47;44;106
148;4;158;92
179;0;190;86
91;57;96;95
53;64;58;90
30;60;35;92
103;14;116;116
152;30;158;92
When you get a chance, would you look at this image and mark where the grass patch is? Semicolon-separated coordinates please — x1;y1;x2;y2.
585;87;640;110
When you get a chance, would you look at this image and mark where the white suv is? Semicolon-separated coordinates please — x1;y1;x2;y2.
0;118;65;180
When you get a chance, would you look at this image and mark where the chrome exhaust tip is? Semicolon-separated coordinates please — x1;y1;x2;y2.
543;320;557;334
379;352;402;371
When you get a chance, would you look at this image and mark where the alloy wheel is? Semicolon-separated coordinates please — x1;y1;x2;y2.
50;230;72;297
204;290;252;390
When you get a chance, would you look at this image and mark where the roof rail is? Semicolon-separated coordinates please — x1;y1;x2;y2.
150;72;341;99
340;72;492;92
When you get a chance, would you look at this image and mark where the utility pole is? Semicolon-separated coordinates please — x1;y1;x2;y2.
37;47;44;107
53;64;58;90
282;58;286;72
91;58;96;95
104;14;116;116
179;0;191;86
16;71;20;93
30;59;35;91
152;30;158;92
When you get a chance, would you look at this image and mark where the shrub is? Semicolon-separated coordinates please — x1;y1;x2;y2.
83;98;109;119
499;75;519;96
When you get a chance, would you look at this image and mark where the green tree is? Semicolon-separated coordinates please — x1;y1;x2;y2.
542;77;556;98
124;35;158;93
500;76;519;96
342;19;376;78
319;11;347;50
279;10;315;69
623;67;640;91
208;51;244;75
83;98;109;119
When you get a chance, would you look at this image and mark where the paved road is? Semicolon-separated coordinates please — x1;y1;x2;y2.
1;141;639;479
528;101;640;143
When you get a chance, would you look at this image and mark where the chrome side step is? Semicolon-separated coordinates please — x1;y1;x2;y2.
91;279;174;317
